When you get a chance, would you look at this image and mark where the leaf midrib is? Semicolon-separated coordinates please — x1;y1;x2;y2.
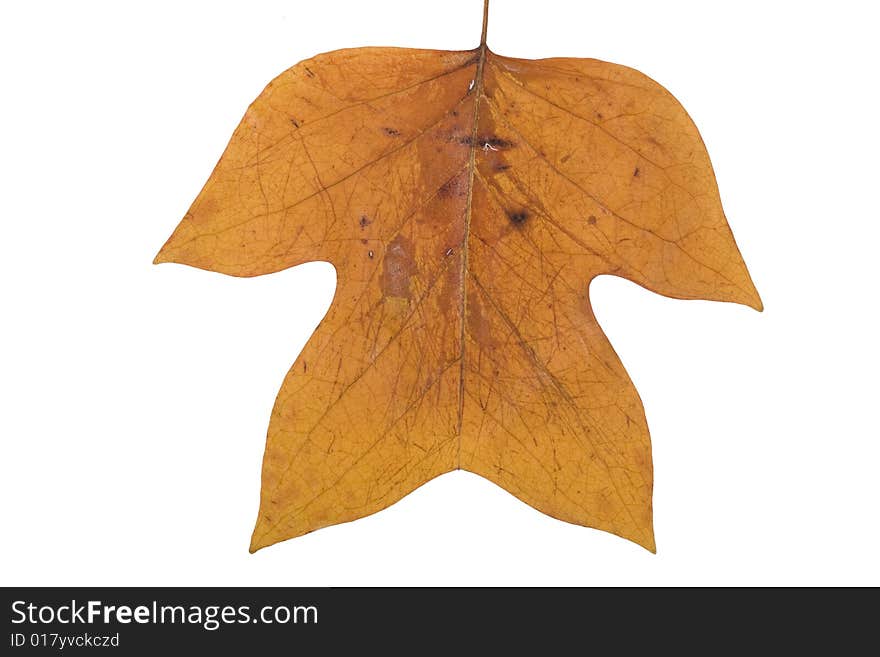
455;41;489;462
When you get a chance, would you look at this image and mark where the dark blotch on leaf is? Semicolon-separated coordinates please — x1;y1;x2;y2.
382;127;401;137
587;215;597;225
359;215;371;229
508;210;529;226
485;136;513;149
633;167;640;177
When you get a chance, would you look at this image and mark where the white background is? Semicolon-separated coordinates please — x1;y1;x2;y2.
2;0;878;586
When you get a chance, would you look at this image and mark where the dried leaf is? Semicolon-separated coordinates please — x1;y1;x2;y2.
156;1;760;552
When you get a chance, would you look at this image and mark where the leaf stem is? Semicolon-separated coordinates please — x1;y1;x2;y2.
480;0;489;46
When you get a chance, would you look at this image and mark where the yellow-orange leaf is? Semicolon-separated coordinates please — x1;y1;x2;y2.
156;3;760;553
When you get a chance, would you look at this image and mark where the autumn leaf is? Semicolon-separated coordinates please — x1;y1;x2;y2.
155;0;760;553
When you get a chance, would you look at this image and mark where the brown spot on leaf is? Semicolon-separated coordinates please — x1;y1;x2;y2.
359;215;371;229
481;136;514;150
587;215;597;225
382;127;401;137
380;234;418;299
467;296;496;350
508;210;529;226
437;261;461;317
